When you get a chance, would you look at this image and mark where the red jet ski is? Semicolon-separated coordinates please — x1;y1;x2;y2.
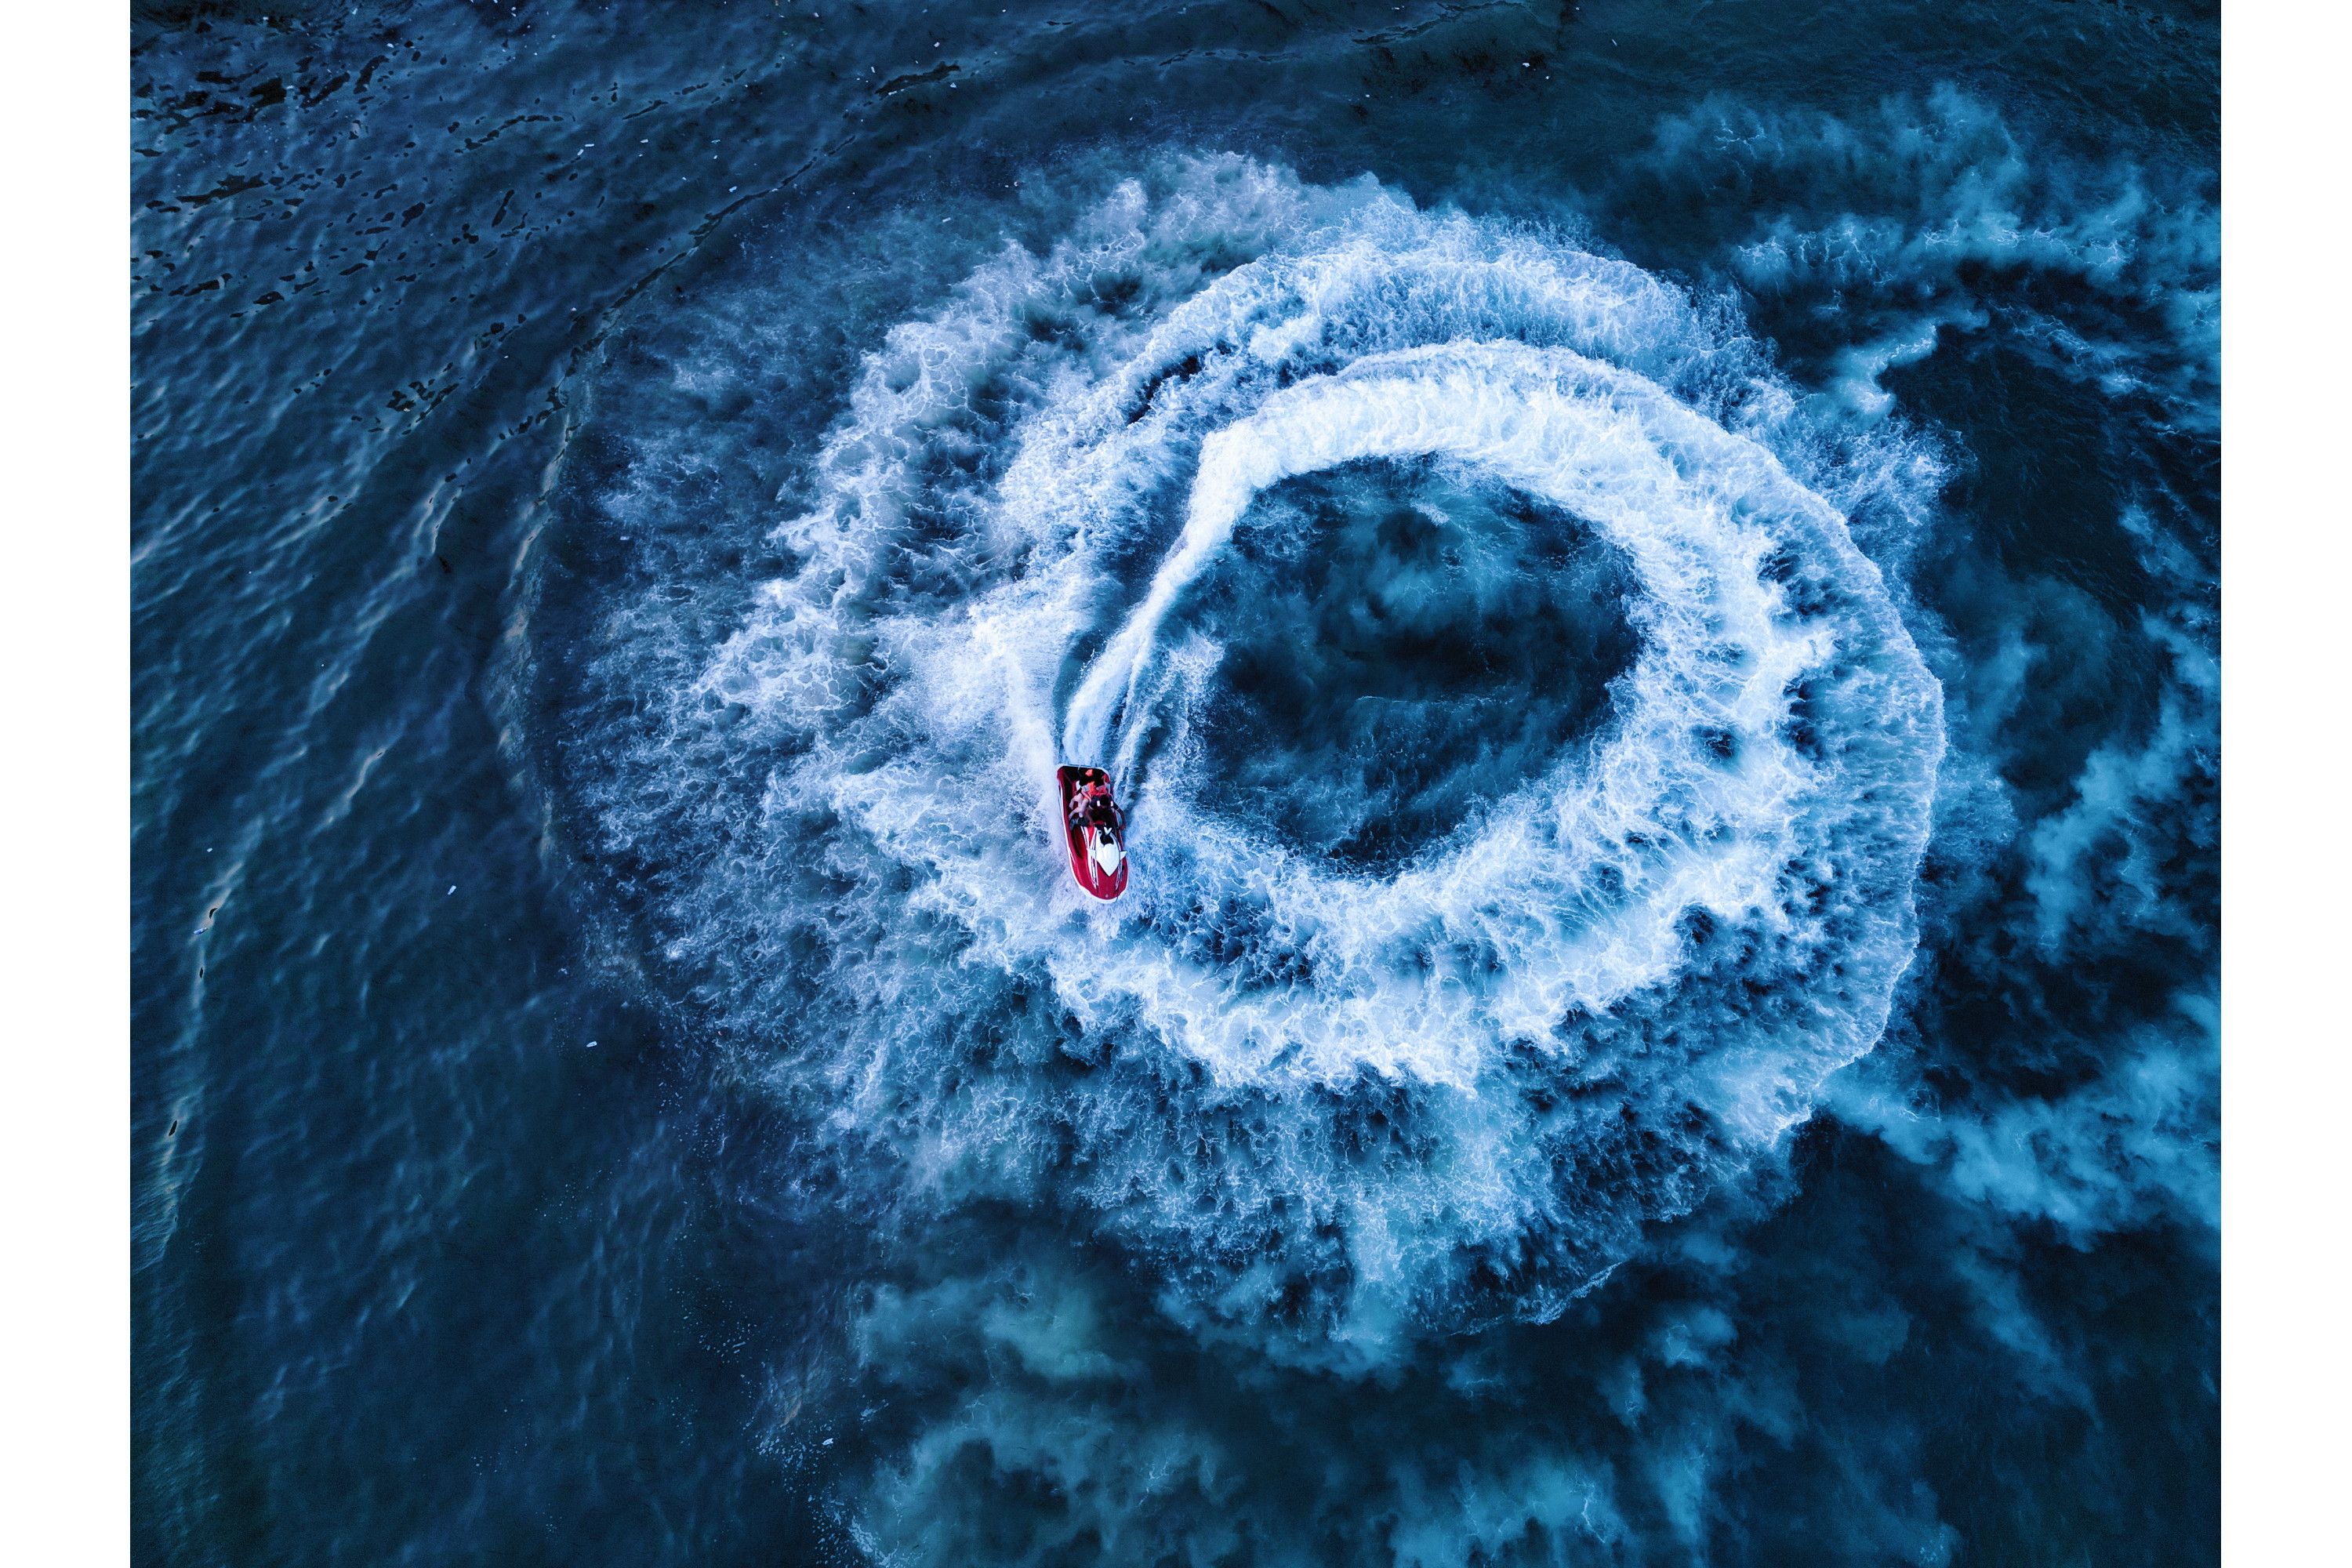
1056;765;1129;901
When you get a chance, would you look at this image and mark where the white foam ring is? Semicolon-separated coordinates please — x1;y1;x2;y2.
676;158;1944;1338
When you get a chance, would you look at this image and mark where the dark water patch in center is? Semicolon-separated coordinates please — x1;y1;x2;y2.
1180;458;1638;870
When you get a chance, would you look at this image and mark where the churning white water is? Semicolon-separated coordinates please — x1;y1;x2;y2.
617;158;1944;1336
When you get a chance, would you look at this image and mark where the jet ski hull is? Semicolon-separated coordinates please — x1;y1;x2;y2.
1057;766;1129;901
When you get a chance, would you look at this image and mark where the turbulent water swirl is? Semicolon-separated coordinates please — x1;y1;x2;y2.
568;159;1944;1337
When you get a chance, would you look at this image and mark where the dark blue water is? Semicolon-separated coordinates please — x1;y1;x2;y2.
132;2;2218;1563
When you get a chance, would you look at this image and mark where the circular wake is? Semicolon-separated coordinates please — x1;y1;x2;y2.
552;158;1944;1338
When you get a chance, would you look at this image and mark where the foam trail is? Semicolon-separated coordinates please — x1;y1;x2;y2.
588;159;1945;1338
1074;344;1709;770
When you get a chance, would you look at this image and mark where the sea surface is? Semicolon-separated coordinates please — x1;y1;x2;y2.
131;2;2220;1563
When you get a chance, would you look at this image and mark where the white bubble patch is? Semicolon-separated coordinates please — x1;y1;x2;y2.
579;158;1945;1335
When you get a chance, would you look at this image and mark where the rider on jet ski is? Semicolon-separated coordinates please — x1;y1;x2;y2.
1068;771;1125;875
1071;778;1123;830
1055;764;1129;897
